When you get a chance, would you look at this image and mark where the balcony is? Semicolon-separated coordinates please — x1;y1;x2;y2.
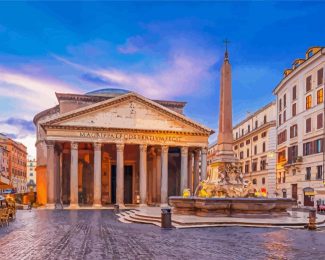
284;156;303;171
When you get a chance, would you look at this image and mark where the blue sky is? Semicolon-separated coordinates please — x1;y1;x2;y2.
0;1;324;156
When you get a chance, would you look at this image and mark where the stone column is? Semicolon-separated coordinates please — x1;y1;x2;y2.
70;142;79;208
116;144;124;205
160;146;169;206
156;148;162;203
201;147;208;181
193;150;200;190
139;144;147;206
188;151;194;194
46;142;55;207
54;146;61;206
93;143;102;207
180;147;188;195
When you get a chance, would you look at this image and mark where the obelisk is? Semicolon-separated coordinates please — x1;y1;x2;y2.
216;43;237;163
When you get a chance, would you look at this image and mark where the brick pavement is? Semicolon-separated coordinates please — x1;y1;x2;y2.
0;210;325;259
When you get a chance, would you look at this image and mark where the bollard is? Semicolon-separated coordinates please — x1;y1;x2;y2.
161;208;173;229
308;208;317;230
114;204;120;213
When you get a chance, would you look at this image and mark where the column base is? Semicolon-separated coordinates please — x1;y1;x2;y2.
92;204;102;208
68;203;79;209
139;203;148;207
160;203;169;208
117;204;125;209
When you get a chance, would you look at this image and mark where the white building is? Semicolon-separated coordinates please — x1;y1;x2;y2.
208;102;277;196
273;46;325;207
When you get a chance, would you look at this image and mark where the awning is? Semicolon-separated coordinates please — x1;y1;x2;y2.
0;183;13;189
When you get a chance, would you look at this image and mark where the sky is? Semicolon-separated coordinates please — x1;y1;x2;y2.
0;1;324;157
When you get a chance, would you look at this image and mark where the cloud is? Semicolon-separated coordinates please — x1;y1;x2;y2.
0;118;35;135
118;36;145;54
80;73;120;86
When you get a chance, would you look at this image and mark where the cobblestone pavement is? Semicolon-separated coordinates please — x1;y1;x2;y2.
1;210;325;260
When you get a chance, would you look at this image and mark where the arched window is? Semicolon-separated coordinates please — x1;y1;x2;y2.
253;178;257;185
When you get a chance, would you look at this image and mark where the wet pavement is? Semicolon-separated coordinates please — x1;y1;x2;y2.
1;209;325;260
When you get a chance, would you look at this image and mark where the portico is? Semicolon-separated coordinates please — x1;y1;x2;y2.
34;90;212;207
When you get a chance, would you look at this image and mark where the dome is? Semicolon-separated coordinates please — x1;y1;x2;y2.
86;88;130;97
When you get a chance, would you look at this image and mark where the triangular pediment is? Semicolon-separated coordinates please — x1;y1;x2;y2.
42;92;213;134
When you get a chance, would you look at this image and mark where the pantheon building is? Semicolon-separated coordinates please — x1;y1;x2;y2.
34;89;212;208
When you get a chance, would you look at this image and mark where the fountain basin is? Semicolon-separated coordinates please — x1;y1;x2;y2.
169;196;296;218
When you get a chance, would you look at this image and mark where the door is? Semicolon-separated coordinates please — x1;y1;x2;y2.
110;165;116;204
292;184;298;201
304;187;315;207
124;165;133;204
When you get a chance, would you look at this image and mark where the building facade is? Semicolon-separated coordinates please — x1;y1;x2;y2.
34;89;212;207
0;133;28;193
27;157;37;192
0;144;10;191
273;47;325;206
208;102;277;196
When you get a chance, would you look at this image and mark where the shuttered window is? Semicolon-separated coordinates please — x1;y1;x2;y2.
306;75;312;92
318;68;324;86
306;118;312;133
317;113;323;129
292;103;297;117
317;88;323;104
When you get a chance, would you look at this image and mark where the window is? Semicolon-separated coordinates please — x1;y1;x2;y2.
283;94;287;107
261;132;267;138
305;167;311;180
308;50;314;58
317;113;324;129
290;124;298;138
240;151;244;159
245;162;249;173
303;142;312;155
315;139;323;153
263;115;267;124
253;135;258;142
242;129;244;135
306;95;312;109
234;145;238;150
306;118;312;133
306;75;312;92
30;173;33;177
236;132;238;139
260;157;267;170
318;68;324;86
252;178;257;185
283;110;286;122
316;165;323;180
246;149;250;157
279;99;282;111
255;120;258;129
292;103;297;117
254;145;257;155
262;142;266;153
252;160;257;172
317;88;323;104
240;142;244;148
278;150;286;162
292;85;297;100
277;130;287;145
287;145;298;164
279;114;282;125
262;177;266;185
283;172;286;183
246;139;250;145
248;125;250;133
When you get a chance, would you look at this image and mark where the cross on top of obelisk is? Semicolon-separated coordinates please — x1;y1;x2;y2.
223;39;230;60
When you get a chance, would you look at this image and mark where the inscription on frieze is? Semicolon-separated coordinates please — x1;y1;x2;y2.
79;131;182;143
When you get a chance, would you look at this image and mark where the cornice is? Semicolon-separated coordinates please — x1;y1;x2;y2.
33;105;60;125
42;124;209;137
233;121;276;144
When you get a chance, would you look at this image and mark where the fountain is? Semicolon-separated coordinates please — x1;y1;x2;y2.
169;44;295;218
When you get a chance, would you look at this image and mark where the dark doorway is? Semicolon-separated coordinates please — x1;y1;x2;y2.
111;165;116;204
304;187;315;207
292;184;298;201
124;165;133;204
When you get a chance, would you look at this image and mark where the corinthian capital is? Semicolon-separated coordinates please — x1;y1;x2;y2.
116;143;125;152
181;147;188;156
71;142;78;150
201;147;208;155
161;145;169;154
94;142;102;151
139;144;147;153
